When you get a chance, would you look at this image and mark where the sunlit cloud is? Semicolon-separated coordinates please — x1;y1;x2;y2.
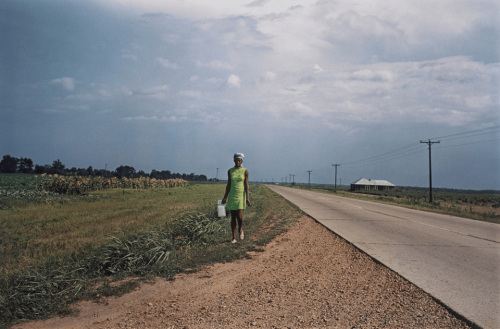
156;57;180;69
50;77;75;91
227;74;241;88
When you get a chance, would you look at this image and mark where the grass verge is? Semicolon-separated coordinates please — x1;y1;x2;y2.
0;184;303;328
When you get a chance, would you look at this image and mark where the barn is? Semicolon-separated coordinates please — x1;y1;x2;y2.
350;178;395;191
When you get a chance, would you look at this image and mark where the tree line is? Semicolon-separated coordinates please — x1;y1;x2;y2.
0;155;208;181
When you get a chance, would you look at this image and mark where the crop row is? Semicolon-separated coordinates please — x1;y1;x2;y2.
35;174;188;195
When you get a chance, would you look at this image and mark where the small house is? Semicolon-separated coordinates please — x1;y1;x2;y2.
350;178;395;191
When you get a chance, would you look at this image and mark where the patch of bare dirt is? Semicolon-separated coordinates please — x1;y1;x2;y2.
14;216;470;329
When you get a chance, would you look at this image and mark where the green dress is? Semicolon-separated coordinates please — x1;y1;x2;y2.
226;166;247;210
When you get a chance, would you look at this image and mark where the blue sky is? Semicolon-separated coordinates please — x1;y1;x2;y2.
1;0;499;189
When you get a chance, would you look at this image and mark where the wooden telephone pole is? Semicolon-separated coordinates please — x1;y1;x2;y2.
420;139;440;202
307;171;312;186
332;164;340;191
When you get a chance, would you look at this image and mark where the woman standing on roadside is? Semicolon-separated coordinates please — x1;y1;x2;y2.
222;153;251;243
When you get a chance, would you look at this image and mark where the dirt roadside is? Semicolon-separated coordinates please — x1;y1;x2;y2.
14;215;471;329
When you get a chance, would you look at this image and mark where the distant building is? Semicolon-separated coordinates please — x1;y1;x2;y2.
350;178;395;191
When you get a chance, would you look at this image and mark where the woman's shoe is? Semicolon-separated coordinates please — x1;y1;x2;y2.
231;239;237;244
240;231;244;240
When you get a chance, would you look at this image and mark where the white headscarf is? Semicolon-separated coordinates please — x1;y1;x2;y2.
233;153;244;160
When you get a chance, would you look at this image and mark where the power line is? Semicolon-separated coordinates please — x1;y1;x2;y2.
283;125;500;182
434;138;500;149
341;142;423;166
429;124;500;140
345;148;427;169
438;130;500;142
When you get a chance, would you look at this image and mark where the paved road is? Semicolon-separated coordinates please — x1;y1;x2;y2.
267;185;500;329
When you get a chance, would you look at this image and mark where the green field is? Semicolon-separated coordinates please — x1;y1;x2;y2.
0;174;303;327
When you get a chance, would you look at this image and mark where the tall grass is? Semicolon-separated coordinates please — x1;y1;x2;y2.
0;183;303;327
0;185;216;273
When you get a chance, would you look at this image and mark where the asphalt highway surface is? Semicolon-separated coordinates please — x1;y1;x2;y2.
267;185;500;329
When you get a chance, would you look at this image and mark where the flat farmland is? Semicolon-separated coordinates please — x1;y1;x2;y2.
0;176;215;272
0;176;473;328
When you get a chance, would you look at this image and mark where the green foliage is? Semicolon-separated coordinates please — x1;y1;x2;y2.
0;183;302;327
0;209;227;325
35;174;188;195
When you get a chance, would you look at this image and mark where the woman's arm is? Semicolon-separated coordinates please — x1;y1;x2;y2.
221;170;231;204
244;169;251;206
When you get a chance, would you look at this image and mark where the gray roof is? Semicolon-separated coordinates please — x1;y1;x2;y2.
351;178;395;187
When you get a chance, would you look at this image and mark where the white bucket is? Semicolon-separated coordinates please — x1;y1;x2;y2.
217;204;226;217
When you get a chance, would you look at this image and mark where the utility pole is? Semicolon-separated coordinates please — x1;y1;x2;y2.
332;164;340;191
292;175;295;183
420;139;440;203
216;168;219;181
307;171;312;186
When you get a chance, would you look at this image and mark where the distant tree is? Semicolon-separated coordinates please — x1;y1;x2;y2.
137;170;146;177
115;165;136;178
51;159;65;174
93;169;102;176
17;157;34;173
70;167;78;174
35;164;52;174
199;174;207;181
34;164;45;174
0;155;19;173
150;169;159;179
86;166;93;176
160;170;172;179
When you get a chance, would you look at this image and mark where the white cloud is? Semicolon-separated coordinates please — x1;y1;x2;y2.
122;115;159;121
50;77;75;91
350;69;394;82
156;57;179;69
289;102;317;117
313;64;324;73
196;59;232;70
178;90;202;98
263;71;277;81
98;89;112;97
227;74;241;88
255;56;498;127
134;84;170;100
160;115;188;122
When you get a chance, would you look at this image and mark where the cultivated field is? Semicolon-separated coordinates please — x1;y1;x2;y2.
0;175;476;328
0;174;301;327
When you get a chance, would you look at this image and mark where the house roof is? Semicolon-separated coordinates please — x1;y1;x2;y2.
351;178;395;187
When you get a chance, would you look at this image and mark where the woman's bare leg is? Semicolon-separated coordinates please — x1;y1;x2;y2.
230;210;244;242
237;209;244;240
231;210;237;242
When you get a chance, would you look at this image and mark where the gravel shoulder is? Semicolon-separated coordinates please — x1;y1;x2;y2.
14;215;471;329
